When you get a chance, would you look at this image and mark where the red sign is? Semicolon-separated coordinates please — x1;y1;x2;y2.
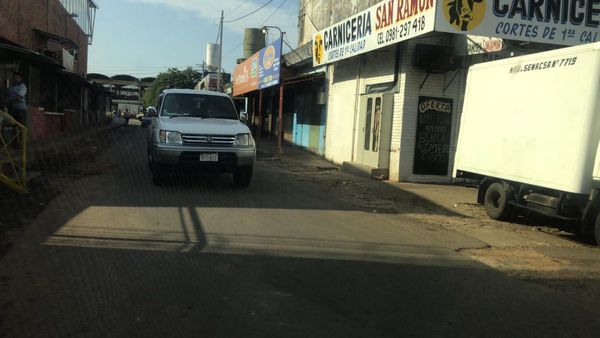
233;54;259;96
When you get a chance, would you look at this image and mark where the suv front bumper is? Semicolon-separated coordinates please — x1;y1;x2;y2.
153;144;256;168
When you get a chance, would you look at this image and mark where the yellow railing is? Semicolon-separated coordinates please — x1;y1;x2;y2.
0;109;28;193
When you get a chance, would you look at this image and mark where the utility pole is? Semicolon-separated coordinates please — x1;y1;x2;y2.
276;36;284;155
217;10;224;92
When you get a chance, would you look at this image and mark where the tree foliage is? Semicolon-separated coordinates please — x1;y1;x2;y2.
142;67;203;107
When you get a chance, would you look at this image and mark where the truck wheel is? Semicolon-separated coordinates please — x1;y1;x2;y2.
233;165;253;188
484;182;514;221
594;214;600;246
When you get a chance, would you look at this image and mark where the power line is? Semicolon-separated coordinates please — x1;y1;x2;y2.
224;0;251;17
222;0;291;59
282;34;303;62
223;42;243;58
260;0;288;26
299;0;319;30
306;11;318;30
224;0;273;23
299;0;314;12
215;24;221;45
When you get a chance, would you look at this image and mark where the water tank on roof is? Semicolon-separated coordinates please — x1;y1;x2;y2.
243;28;265;58
206;43;220;71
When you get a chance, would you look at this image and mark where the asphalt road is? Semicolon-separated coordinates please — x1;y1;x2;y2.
1;125;600;337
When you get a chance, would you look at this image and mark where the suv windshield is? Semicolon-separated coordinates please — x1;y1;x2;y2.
160;94;238;119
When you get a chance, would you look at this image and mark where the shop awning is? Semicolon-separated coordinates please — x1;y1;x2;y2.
283;42;312;67
0;42;63;71
56;70;91;88
283;71;325;85
33;29;79;50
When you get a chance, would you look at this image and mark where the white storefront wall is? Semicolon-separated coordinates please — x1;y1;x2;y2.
316;0;600;182
324;34;464;183
324;58;359;164
395;36;465;182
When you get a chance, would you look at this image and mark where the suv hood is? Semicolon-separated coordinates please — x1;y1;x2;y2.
158;117;250;135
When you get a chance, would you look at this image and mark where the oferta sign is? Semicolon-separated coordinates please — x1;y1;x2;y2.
435;0;600;45
312;0;437;66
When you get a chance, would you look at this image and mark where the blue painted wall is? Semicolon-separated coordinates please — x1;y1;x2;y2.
288;80;325;155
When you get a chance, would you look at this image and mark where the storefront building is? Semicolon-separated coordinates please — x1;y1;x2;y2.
299;0;596;182
282;42;327;155
233;39;285;147
233;40;329;155
0;0;101;141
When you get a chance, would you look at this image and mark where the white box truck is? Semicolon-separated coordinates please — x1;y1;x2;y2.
454;42;600;245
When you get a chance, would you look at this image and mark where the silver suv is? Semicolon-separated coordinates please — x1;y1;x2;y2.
147;89;256;187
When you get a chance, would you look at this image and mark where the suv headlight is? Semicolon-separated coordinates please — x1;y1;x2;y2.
159;130;182;144
234;133;255;146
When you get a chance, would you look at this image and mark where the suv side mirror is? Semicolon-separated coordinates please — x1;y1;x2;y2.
240;111;248;122
147;107;157;117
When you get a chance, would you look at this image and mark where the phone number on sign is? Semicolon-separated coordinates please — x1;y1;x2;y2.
376;16;426;45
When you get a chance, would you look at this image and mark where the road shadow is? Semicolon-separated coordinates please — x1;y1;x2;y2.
2;243;600;337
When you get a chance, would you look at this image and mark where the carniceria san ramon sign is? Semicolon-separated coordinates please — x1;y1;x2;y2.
311;0;600;67
312;0;437;66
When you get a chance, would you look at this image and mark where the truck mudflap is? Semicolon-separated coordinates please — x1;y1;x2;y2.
581;194;600;235
477;178;492;204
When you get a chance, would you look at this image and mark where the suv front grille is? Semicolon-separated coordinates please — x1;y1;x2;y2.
181;134;235;146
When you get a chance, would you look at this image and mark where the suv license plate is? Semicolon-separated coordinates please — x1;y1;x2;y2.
199;153;218;162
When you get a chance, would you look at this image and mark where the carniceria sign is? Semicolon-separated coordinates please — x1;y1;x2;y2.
434;0;600;45
312;0;438;66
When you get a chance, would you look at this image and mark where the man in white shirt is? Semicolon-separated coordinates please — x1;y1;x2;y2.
6;72;27;146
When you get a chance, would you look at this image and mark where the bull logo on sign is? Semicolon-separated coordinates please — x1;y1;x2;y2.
314;33;324;65
447;0;484;31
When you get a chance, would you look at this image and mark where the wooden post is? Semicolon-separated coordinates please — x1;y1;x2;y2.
278;84;284;154
251;96;256;134
258;90;263;146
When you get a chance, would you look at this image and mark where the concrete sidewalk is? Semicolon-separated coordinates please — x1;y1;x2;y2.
390;182;478;215
259;139;574;235
258;139;478;216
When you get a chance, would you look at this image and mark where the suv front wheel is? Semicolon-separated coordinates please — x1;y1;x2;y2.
233;165;253;188
148;150;166;185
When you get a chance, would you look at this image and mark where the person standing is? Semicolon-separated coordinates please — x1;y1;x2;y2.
124;108;130;126
6;72;27;145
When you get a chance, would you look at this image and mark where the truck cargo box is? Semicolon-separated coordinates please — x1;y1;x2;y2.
454;42;600;194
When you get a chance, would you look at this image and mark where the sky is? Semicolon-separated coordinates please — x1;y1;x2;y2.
88;0;300;78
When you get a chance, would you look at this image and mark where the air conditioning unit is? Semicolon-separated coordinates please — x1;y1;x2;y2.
61;49;75;72
414;44;455;73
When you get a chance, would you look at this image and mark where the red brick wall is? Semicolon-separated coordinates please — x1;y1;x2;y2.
29;107;64;141
0;0;89;75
